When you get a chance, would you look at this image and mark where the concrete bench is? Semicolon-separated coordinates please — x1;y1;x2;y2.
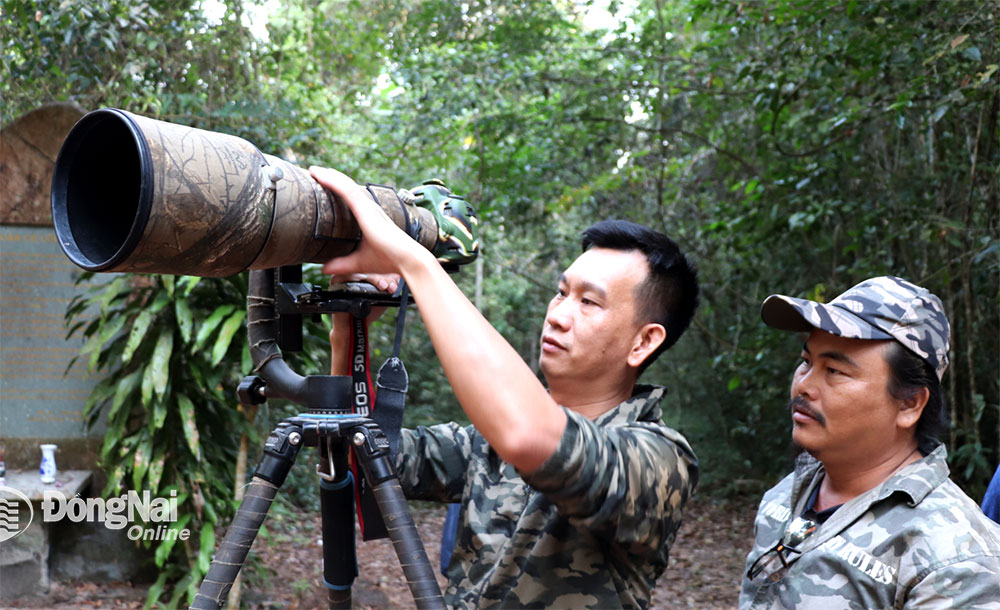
0;469;92;599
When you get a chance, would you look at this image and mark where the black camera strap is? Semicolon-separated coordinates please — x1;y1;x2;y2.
350;316;373;417
373;280;410;458
371;183;419;460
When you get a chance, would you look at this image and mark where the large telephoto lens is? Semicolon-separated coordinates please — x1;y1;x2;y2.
51;109;438;277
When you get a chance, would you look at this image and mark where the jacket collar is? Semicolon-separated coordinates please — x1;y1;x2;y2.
788;442;950;556
593;384;667;427
792;441;949;509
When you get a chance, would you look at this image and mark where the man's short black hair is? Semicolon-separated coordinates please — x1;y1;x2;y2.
581;219;699;372
885;341;947;446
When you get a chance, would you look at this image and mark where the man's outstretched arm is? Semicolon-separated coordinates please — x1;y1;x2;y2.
311;166;566;473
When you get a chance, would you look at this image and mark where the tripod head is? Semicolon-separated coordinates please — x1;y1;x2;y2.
220;265;445;609
237;265;410;408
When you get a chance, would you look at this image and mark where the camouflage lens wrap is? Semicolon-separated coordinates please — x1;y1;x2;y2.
404;180;480;265
761;275;951;379
52;109;359;277
51;109;469;278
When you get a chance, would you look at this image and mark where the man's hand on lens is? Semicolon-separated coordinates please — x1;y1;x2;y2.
310;166;433;278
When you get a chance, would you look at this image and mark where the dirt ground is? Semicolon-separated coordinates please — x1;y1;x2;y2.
15;495;756;609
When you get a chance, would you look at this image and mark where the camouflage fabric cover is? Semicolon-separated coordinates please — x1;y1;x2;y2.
740;443;1000;609
760;276;950;380
399;179;480;266
395;385;698;609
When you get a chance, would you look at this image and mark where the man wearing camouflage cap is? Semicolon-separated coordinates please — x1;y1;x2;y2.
740;276;1000;609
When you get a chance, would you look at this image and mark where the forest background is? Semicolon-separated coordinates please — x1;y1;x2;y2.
2;0;997;605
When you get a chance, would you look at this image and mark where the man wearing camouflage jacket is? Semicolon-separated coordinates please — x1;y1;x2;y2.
314;166;700;609
741;276;1000;609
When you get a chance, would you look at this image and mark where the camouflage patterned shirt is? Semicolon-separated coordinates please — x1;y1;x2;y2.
740;443;1000;609
395;385;698;609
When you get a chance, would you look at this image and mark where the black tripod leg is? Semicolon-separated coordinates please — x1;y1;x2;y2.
190;423;303;610
371;477;446;609
353;426;445;610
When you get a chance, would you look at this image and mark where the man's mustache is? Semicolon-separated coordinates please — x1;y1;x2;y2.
788;395;826;427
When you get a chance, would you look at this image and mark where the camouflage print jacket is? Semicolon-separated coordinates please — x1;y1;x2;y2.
395;385;698;609
740;443;1000;609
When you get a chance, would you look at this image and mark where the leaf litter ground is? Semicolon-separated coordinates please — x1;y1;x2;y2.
16;495;755;609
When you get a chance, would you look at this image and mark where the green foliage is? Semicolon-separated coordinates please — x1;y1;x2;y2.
313;0;998;496
66;272;250;606
343;0;998;496
671;0;999;494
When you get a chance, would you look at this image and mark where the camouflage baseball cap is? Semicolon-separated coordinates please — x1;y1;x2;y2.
760;276;950;380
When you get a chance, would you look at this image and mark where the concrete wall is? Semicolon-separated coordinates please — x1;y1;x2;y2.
1;103;154;599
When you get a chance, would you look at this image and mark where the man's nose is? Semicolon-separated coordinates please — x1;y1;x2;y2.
545;298;573;330
792;366;816;399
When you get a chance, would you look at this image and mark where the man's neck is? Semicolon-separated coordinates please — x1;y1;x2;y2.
549;377;635;420
816;440;922;511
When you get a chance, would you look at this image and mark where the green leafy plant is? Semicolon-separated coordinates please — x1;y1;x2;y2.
66;272;253;607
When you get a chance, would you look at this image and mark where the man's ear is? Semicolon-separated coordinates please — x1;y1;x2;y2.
628;323;666;369
896;386;930;431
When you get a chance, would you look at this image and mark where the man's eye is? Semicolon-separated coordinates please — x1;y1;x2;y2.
827;367;842;375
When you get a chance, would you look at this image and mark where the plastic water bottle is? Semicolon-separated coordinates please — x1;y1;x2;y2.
40;444;58;484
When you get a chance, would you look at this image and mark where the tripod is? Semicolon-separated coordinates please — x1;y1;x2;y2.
189;268;444;610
